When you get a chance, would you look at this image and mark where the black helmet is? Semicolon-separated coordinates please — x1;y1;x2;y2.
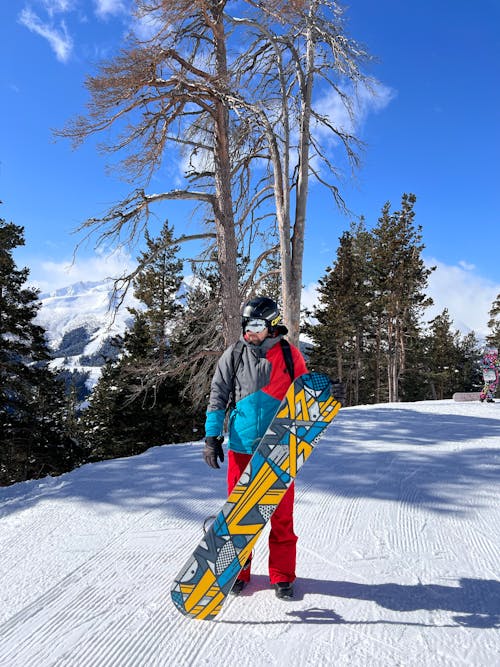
241;296;281;332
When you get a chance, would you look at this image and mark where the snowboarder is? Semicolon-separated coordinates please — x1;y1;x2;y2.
203;296;309;600
479;346;500;403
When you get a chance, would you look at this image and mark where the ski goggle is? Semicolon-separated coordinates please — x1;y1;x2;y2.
244;318;268;333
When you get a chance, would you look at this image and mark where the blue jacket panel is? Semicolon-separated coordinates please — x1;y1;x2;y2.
226;390;281;454
205;408;226;439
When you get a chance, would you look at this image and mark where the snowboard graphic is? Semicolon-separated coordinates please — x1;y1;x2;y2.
171;372;341;620
453;392;482;402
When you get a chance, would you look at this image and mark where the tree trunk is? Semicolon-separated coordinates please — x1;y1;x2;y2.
354;331;361;405
212;11;241;346
375;329;381;403
282;3;316;346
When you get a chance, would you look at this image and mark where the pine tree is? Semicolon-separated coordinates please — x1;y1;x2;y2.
169;262;223;407
0;219;77;485
129;222;184;364
306;197;437;405
456;331;483;392
486;293;500;348
399;320;428;402
370;194;434;402
250;232;282;306
306;221;373;405
80;223;202;461
424;309;461;399
424;309;482;399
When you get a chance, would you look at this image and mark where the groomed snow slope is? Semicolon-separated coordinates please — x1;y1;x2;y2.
1;400;499;666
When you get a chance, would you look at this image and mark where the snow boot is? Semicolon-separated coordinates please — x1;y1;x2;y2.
274;582;294;600
230;579;247;596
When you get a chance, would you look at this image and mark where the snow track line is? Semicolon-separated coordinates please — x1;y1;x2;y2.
395;474;425;557
0;540;202;667
2;403;499;667
0;491;196;666
0;495;234;666
334;493;363;544
297;483;362;551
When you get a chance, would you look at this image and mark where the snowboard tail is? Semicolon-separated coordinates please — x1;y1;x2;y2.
453;392;482;402
171;372;340;620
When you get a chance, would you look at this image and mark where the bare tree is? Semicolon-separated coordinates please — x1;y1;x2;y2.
59;0;244;345
58;0;371;348
226;0;371;343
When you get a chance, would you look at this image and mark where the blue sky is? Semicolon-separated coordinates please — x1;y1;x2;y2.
1;0;499;335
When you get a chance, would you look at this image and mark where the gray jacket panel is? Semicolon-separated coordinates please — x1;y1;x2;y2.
207;335;282;412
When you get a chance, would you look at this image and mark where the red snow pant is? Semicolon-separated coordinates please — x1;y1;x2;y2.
227;450;298;585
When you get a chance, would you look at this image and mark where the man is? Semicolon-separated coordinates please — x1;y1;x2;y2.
203;296;308;599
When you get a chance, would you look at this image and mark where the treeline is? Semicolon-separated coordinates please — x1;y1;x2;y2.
1;220;83;485
79;222;210;464
0;219;210;486
2;200;500;486
306;195;499;404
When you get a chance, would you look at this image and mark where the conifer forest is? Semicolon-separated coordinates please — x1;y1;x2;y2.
2;2;499;486
2;207;499;487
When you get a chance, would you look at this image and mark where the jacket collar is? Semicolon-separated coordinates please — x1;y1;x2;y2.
240;333;282;354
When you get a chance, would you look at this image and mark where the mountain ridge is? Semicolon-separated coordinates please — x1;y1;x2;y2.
35;279;140;389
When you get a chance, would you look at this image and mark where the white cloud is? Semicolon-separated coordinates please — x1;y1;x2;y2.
458;260;475;271
19;7;73;62
301;282;319;315
19;1;131;63
131;10;165;41
308;78;394;180
355;79;396;120
314;79;395;137
42;0;74;17
93;0;129;19
28;247;135;294
301;259;500;339
424;258;499;337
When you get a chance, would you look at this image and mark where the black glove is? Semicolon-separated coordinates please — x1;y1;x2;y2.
203;436;225;469
331;379;346;406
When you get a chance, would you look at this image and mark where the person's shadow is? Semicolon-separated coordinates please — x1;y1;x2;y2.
230;575;499;628
287;577;500;628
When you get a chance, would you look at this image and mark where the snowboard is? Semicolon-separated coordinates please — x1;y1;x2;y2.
453;392;482;402
170;372;341;620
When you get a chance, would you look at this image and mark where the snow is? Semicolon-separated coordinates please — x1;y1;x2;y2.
37;280;139;351
1;399;499;666
35;278;150;393
34;278;194;391
35;280;139;390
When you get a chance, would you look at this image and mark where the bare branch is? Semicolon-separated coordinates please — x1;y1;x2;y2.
241;244;280;296
75;188;215;253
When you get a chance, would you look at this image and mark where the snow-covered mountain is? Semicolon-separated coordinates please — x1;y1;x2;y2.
36;278;195;391
36;279;140;387
1;399;499;665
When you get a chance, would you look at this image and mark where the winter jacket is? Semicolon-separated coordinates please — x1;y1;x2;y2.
481;347;500;380
205;335;308;455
